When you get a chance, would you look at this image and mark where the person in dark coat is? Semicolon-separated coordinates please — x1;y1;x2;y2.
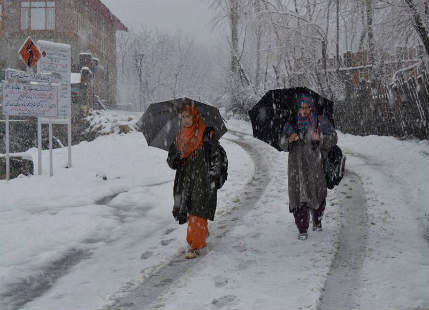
167;103;222;259
280;95;337;240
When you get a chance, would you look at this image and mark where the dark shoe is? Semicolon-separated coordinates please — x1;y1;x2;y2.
312;223;322;231
298;232;308;240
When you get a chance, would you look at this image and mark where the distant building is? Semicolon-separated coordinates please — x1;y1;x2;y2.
0;0;127;106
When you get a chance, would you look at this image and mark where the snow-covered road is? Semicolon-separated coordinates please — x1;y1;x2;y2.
320;171;369;310
0;113;428;310
330;136;429;310
104;126;343;310
105;129;274;309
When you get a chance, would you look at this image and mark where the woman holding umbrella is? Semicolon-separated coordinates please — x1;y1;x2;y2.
167;103;222;259
280;95;337;240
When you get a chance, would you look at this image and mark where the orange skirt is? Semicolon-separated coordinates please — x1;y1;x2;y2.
186;215;208;249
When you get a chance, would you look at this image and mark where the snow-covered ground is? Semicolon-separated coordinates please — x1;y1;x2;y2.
338;134;429;310
0;114;428;310
85;110;143;135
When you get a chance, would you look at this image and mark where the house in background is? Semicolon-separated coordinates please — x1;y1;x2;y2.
0;0;127;106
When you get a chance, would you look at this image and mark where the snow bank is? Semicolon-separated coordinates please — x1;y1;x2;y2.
86;110;143;135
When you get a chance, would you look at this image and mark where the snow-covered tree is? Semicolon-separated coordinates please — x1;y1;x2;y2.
116;29;219;110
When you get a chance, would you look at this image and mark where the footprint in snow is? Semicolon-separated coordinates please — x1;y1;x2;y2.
154;278;173;288
237;259;257;271
140;251;153;260
161;239;175;246
232;243;247;253
214;276;229;288
211;295;238;309
164;227;176;235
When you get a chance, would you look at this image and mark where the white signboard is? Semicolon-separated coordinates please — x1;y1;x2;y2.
5;68;54;84
37;40;71;120
2;81;59;117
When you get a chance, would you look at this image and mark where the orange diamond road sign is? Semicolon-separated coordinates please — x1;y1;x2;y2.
19;37;41;68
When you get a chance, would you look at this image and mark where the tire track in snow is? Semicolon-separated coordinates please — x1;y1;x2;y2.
0;249;92;310
94;180;173;206
319;171;369;310
104;131;273;310
321;150;429;310
0;180;175;310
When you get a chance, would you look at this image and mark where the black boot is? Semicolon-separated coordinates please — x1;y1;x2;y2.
293;204;310;239
311;199;326;231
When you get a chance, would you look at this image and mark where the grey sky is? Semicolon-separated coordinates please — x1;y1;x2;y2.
101;0;222;46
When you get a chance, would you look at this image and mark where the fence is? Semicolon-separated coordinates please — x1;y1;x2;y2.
335;67;429;140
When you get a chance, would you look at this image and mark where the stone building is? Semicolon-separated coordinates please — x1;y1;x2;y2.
0;0;127;106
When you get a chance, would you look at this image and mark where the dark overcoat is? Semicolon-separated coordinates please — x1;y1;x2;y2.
280;127;338;212
167;138;221;221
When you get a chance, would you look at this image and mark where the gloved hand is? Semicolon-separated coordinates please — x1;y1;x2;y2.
172;152;182;167
177;213;187;225
172;206;180;219
172;207;187;224
173;151;182;161
288;132;299;144
208;165;217;177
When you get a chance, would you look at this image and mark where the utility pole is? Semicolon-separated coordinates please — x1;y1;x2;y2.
336;0;340;70
230;0;240;109
135;53;144;112
366;0;375;68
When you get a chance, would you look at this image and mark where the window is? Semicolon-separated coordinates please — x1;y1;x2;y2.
21;1;55;31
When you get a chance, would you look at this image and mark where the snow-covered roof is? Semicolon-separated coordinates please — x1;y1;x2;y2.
80;67;92;74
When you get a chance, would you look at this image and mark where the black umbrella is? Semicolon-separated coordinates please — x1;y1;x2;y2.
248;87;334;151
137;97;227;151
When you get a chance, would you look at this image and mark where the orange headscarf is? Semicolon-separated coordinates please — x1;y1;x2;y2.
176;104;206;159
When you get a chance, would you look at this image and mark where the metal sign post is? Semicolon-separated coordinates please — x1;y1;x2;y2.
68;118;72;168
37;118;71;173
37;118;42;175
49;122;53;177
5;114;10;180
